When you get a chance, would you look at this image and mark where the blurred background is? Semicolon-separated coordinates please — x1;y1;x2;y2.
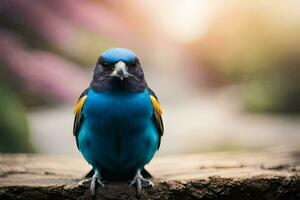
0;0;299;155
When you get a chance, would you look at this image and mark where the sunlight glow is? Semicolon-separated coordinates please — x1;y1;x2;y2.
158;0;215;43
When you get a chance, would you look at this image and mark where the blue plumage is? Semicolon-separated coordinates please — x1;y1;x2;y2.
78;89;158;175
101;48;137;64
73;48;163;197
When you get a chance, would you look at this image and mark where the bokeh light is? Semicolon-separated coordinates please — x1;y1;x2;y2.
0;0;299;155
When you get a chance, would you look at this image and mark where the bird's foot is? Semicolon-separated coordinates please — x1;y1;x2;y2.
129;169;154;197
90;172;105;198
77;177;92;187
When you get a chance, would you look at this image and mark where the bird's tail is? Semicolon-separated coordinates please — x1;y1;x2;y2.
84;168;152;179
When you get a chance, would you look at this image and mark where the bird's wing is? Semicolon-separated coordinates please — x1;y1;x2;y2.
73;88;89;149
147;87;164;149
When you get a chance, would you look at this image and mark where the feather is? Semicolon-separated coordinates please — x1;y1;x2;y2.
74;95;87;115
147;87;164;149
73;88;89;149
150;95;162;116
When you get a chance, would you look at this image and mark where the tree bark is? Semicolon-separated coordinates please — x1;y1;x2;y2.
0;148;299;199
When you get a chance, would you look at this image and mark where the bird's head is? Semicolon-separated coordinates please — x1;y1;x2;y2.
90;48;147;92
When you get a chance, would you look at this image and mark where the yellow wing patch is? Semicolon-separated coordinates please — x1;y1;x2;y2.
150;95;162;116
73;95;87;116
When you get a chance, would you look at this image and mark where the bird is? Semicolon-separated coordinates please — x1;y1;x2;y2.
73;48;164;197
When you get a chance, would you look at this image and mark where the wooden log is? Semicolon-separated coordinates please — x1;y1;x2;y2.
0;147;299;199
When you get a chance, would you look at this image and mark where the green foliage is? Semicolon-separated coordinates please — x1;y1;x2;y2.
0;87;34;153
244;71;300;113
196;2;300;113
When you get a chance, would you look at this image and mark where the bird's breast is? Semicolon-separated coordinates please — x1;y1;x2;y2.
83;89;153;132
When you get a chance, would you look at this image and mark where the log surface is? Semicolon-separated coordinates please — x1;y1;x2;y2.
0;148;299;199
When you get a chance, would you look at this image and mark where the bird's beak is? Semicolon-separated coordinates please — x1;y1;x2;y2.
111;61;128;80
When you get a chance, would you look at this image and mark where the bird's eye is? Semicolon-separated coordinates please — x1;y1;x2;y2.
104;63;114;71
129;59;138;68
98;57;110;68
102;61;108;67
101;60;112;70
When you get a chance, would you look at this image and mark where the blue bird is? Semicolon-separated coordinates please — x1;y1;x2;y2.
73;48;164;197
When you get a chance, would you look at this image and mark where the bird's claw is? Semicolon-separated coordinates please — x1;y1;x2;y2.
77;178;92;187
129;170;153;197
90;173;105;198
